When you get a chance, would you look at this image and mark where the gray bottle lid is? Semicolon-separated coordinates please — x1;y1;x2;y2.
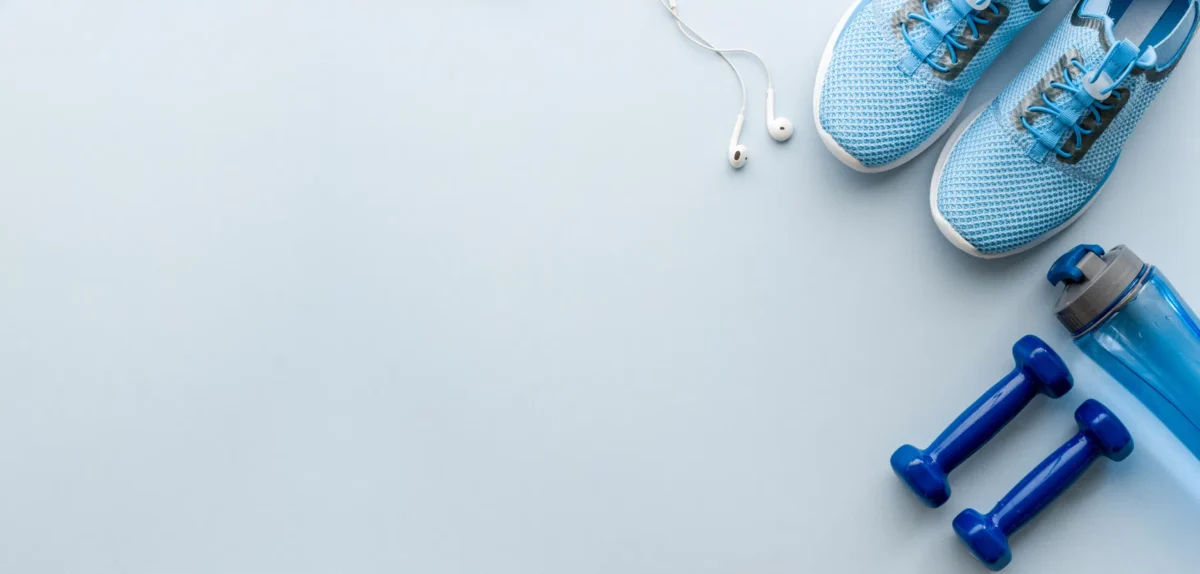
1048;244;1148;335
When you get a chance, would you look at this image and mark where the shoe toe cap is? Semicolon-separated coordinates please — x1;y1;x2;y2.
933;107;1100;257
817;4;964;168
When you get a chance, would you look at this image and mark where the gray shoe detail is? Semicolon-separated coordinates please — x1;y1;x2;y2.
1059;87;1130;163
1010;49;1084;132
892;0;945;40
934;3;1010;81
1136;57;1185;82
1070;0;1113;50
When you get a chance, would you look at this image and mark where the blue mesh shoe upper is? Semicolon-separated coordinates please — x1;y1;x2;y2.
818;0;1047;168
934;0;1195;256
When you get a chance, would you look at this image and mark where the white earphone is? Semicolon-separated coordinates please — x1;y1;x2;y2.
729;113;748;168
661;0;793;169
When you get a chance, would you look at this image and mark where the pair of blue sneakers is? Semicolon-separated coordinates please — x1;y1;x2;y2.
815;0;1199;258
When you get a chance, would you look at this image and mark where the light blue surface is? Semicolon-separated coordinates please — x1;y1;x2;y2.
1;1;1200;572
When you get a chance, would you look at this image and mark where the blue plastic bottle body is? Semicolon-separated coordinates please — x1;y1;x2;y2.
1076;268;1200;458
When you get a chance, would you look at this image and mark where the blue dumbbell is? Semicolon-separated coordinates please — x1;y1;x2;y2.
954;399;1134;571
890;335;1073;507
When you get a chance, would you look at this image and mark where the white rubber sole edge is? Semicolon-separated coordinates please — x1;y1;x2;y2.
929;104;1116;259
812;0;969;174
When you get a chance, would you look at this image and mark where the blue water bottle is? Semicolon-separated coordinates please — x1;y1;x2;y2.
1049;245;1200;458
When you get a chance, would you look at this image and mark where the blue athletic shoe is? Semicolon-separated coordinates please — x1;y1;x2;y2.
933;0;1199;257
815;0;1055;172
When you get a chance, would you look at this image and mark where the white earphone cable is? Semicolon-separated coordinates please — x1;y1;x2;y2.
661;2;745;113
658;0;777;109
684;24;747;113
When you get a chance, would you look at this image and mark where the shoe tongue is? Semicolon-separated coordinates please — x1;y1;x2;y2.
1083;39;1140;99
1101;39;1142;76
1070;7;1154;72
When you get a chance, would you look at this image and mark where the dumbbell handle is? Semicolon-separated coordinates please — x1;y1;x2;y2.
987;432;1099;535
923;367;1040;473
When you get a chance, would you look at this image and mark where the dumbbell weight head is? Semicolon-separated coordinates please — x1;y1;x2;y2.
1076;398;1134;461
889;444;949;507
1012;335;1073;399
953;509;1010;571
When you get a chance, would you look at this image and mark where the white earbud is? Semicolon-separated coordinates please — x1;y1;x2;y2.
728;113;748;168
766;88;794;142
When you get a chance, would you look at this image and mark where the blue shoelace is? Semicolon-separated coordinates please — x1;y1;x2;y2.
1020;57;1135;159
901;0;1001;73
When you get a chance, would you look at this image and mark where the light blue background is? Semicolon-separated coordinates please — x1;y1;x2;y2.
1;0;1199;572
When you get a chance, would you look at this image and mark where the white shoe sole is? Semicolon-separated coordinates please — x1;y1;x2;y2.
929;103;1117;259
812;0;969;173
